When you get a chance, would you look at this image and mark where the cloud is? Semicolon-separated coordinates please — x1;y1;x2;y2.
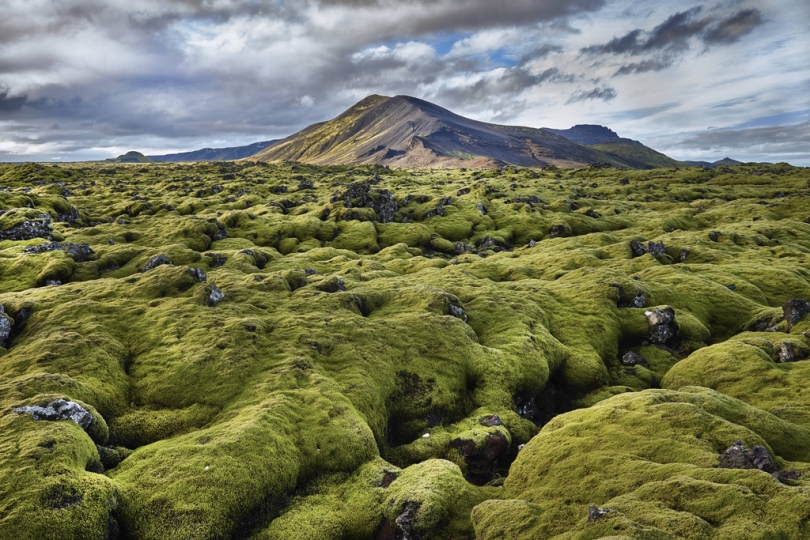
703;9;763;44
520;43;565;63
675;121;810;155
583;6;764;77
614;56;676;75
313;0;607;36
642;6;709;51
0;89;27;113
581;7;708;56
0;0;796;164
566;85;617;104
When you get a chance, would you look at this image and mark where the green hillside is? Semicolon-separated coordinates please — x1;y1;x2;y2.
590;141;686;169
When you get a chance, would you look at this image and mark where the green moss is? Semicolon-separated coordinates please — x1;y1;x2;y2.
475;388;810;539
0;161;809;539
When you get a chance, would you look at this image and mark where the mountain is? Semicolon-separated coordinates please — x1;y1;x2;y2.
545;125;639;146
254;95;635;168
107;151;155;163
547;125;684;169
684;157;745;168
148;140;279;162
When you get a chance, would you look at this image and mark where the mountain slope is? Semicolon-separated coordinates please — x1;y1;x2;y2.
588;142;684;169
254;95;629;168
548;125;684;169
148;140;278;162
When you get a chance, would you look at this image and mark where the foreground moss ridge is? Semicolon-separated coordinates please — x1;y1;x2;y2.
0;160;809;539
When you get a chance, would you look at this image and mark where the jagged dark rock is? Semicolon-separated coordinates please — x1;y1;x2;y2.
25;241;95;262
448;303;468;322
0;309;12;348
189;267;207;282
588;505;612;522
330;182;398;223
205;284;224;307
645;307;678;345
783;298;810;330
631;240;667;258
205;253;227;268
621;351;649;367
0;213;52;241
209;219;228;241
142;254;172;272
316;277;346;293
777;342;806;363
395;506;418;540
718;440;781;478
13;399;93;430
619;292;646;308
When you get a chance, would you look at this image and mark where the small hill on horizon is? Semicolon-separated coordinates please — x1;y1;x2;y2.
547;125;685;169
684;157;746;168
148;140;279;162
254;95;679;169
107;151;155;164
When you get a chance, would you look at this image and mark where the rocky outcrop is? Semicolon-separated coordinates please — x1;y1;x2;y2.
13;399;93;430
25;241;95;262
783;298;810;330
621;351;649;367
330;182;398;223
0;213;52;241
645;307;678;345
142;254;172;272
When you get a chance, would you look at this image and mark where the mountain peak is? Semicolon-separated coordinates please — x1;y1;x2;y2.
545;125;632;146
253;94;681;169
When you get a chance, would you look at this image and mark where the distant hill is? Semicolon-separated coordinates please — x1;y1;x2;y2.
545;125;640;146
547;125;684;169
683;157;745;168
148;140;279;162
254;95;634;168
107;151;155;164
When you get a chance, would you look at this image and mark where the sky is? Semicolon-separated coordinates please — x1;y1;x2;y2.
0;0;808;165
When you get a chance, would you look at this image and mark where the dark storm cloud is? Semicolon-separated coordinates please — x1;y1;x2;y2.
313;0;606;35
565;85;617;104
614;56;676;75
436;67;572;108
675;121;810;154
0;89;27;113
583;29;643;55
642;6;709;51
703;9;763;44
583;6;711;55
583;6;764;77
520;43;565;63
